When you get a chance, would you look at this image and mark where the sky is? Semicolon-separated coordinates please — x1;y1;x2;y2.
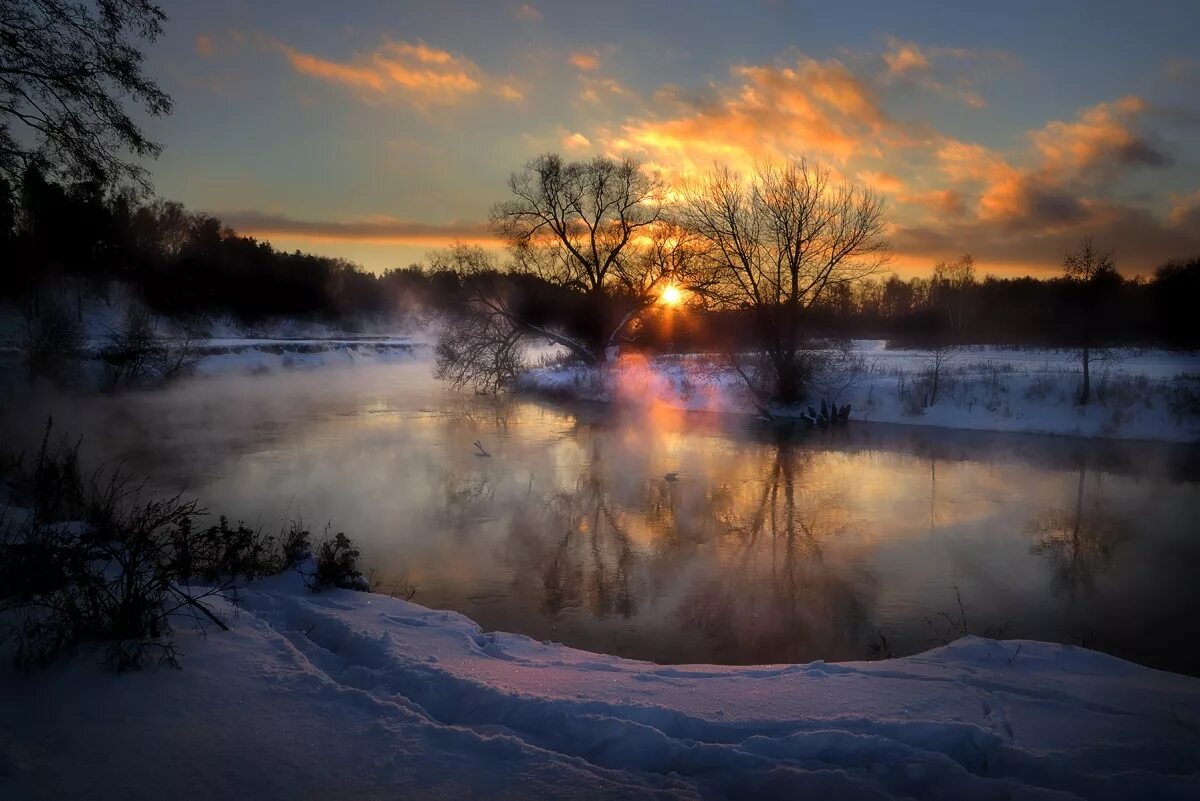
140;0;1200;277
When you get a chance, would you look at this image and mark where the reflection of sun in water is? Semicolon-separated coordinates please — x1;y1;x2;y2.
660;284;683;306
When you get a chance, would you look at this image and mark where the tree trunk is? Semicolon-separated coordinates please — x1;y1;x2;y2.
1080;344;1090;406
774;362;802;406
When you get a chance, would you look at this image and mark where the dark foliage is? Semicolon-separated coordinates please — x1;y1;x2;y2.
19;296;83;381
0;0;172;188
0;421;353;671
307;531;366;592
0;169;1196;351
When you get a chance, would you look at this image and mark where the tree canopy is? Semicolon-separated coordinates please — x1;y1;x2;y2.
1;0;172;188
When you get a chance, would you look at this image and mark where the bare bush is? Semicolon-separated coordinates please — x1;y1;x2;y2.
100;305;160;387
810;340;872;408
920;345;956;407
20;300;84;382
0;422;345;670
1167;381;1200;422
1024;375;1057;402
100;305;200;389
307;531;367;592
0;438;217;670
434;301;526;394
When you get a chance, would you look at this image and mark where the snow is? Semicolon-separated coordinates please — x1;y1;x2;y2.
520;343;1200;443
0;294;430;382
2;568;1198;800
187;338;427;378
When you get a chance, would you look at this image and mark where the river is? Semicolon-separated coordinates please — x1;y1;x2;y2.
13;360;1200;674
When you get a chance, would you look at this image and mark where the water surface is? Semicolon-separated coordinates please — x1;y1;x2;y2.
16;362;1200;673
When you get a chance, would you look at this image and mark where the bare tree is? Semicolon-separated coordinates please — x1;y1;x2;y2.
930;254;976;334
435;156;695;392
679;159;889;406
490;153;678;362
1062;238;1118;406
0;0;173;188
921;343;956;407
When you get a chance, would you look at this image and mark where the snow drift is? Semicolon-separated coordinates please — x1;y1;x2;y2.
2;568;1198;800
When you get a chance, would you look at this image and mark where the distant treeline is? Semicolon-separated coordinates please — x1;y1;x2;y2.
0;170;389;320
647;262;1200;351
1;171;1197;348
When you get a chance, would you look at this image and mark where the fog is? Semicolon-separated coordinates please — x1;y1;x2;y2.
5;359;1200;673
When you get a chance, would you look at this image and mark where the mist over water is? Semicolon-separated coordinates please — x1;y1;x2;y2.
10;361;1200;673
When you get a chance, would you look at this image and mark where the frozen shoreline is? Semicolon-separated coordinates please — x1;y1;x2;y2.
520;343;1200;443
2;567;1198;800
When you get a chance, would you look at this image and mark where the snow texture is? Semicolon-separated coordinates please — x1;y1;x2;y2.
2;569;1198;800
520;343;1200;443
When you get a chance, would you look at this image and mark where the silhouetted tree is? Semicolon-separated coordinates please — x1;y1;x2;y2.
490;153;677;362
1152;258;1200;348
0;0;172;188
930;254;976;333
431;243;528;393
1062;238;1119;405
679;159;889;406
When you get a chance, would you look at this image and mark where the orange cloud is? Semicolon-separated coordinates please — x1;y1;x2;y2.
882;40;930;75
562;131;592;150
877;37;1010;108
898;188;966;217
935;140;1009;183
891;196;1200;277
579;77;636;105
569;51;599;71
1170;189;1200;226
932;137;1089;228
1031;95;1169;177
514;3;542;19
279;39;520;105
195;34;215;57
221;211;495;246
857;170;905;194
929;95;1171;230
606;55;891;178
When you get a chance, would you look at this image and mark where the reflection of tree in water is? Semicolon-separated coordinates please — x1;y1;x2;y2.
1026;463;1133;599
497;434;641;621
504;436;877;663
530;466;639;619
437;394;518;433
682;444;875;664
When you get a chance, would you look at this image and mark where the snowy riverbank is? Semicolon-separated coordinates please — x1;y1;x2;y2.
2;567;1198;800
520;343;1200;443
0;299;430;383
185;337;427;377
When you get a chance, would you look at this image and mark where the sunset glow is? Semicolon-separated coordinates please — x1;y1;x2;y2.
3;2;1198;796
149;3;1199;277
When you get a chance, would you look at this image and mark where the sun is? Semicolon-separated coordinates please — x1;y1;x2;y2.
660;284;683;306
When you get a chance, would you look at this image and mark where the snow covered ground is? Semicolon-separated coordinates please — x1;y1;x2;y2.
186;337;427;377
0;298;430;382
521;343;1200;443
2;568;1198;800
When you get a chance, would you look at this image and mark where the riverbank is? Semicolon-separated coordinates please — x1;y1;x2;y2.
2;565;1198;800
520;343;1200;443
